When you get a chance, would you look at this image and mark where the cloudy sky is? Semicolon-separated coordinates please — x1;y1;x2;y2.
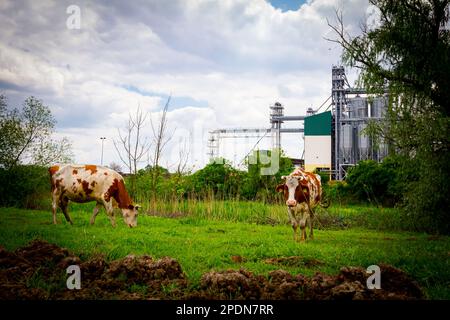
0;0;374;172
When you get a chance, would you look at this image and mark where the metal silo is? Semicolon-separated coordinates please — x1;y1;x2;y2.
358;123;369;160
371;96;387;118
348;96;368;118
340;124;353;163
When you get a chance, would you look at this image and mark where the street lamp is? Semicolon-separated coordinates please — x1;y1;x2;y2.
100;137;106;166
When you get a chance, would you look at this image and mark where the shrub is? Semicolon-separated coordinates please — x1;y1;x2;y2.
0;165;50;209
344;156;408;207
322;180;352;205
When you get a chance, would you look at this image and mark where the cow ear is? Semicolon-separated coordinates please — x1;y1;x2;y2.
276;184;285;193
281;175;287;180
128;204;134;210
134;204;141;210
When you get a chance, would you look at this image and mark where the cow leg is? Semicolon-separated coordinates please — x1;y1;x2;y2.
51;192;58;224
90;203;102;225
292;223;299;241
299;221;307;241
295;205;308;242
60;197;73;225
287;207;298;241
103;201;116;227
108;212;117;228
308;213;314;240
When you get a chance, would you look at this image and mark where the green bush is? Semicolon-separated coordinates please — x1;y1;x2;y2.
322;180;352;205
131;150;294;204
240;150;293;202
344;156;408;207
0;165;50;209
186;160;242;199
402;154;450;234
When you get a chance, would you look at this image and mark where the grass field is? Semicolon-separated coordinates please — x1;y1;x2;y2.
0;202;449;299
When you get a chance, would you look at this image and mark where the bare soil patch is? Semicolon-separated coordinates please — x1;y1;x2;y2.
0;240;424;300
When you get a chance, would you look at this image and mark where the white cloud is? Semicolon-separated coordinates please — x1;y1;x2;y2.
0;0;371;171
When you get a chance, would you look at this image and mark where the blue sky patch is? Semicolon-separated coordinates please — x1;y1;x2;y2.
268;0;306;12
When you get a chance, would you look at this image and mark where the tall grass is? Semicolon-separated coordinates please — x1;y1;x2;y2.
117;189;413;232
27;178;415;232
146;197;288;225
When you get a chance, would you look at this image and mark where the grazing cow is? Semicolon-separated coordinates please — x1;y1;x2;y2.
49;164;139;227
276;168;323;241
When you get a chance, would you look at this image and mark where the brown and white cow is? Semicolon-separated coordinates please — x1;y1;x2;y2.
276;168;323;241
49;164;139;227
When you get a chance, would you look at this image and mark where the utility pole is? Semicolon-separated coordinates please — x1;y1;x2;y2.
100;137;106;166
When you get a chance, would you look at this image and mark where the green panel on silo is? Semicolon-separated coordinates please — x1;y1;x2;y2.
304;111;332;136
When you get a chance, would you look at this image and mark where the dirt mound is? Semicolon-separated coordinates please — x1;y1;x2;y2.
337;265;424;299
190;265;424;300
0;240;78;299
264;256;323;268
193;269;265;300
0;240;186;300
0;240;424;300
59;254;187;300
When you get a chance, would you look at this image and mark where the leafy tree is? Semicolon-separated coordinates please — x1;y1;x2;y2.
345;157;405;206
242;149;293;202
329;0;450;233
187;159;242;198
0;95;73;169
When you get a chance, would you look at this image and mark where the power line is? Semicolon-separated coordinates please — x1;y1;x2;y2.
238;129;271;166
315;95;332;113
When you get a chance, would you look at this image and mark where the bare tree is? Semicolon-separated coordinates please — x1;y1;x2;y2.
114;117;133;174
175;136;190;175
148;96;174;196
108;161;122;173
113;106;151;194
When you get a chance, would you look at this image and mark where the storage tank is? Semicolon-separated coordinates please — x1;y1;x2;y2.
371;96;387;118
340;124;353;163
348;96;368;118
358;123;369;160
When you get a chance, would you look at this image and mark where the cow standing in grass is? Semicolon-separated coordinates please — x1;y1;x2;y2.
276;168;324;241
49;164;139;227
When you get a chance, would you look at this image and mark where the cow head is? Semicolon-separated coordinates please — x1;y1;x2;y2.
276;175;309;207
121;204;140;228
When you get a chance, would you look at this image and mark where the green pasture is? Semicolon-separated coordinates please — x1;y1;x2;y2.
0;203;449;299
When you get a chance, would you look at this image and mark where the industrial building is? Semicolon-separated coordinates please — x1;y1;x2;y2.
304;111;332;173
208;66;389;180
